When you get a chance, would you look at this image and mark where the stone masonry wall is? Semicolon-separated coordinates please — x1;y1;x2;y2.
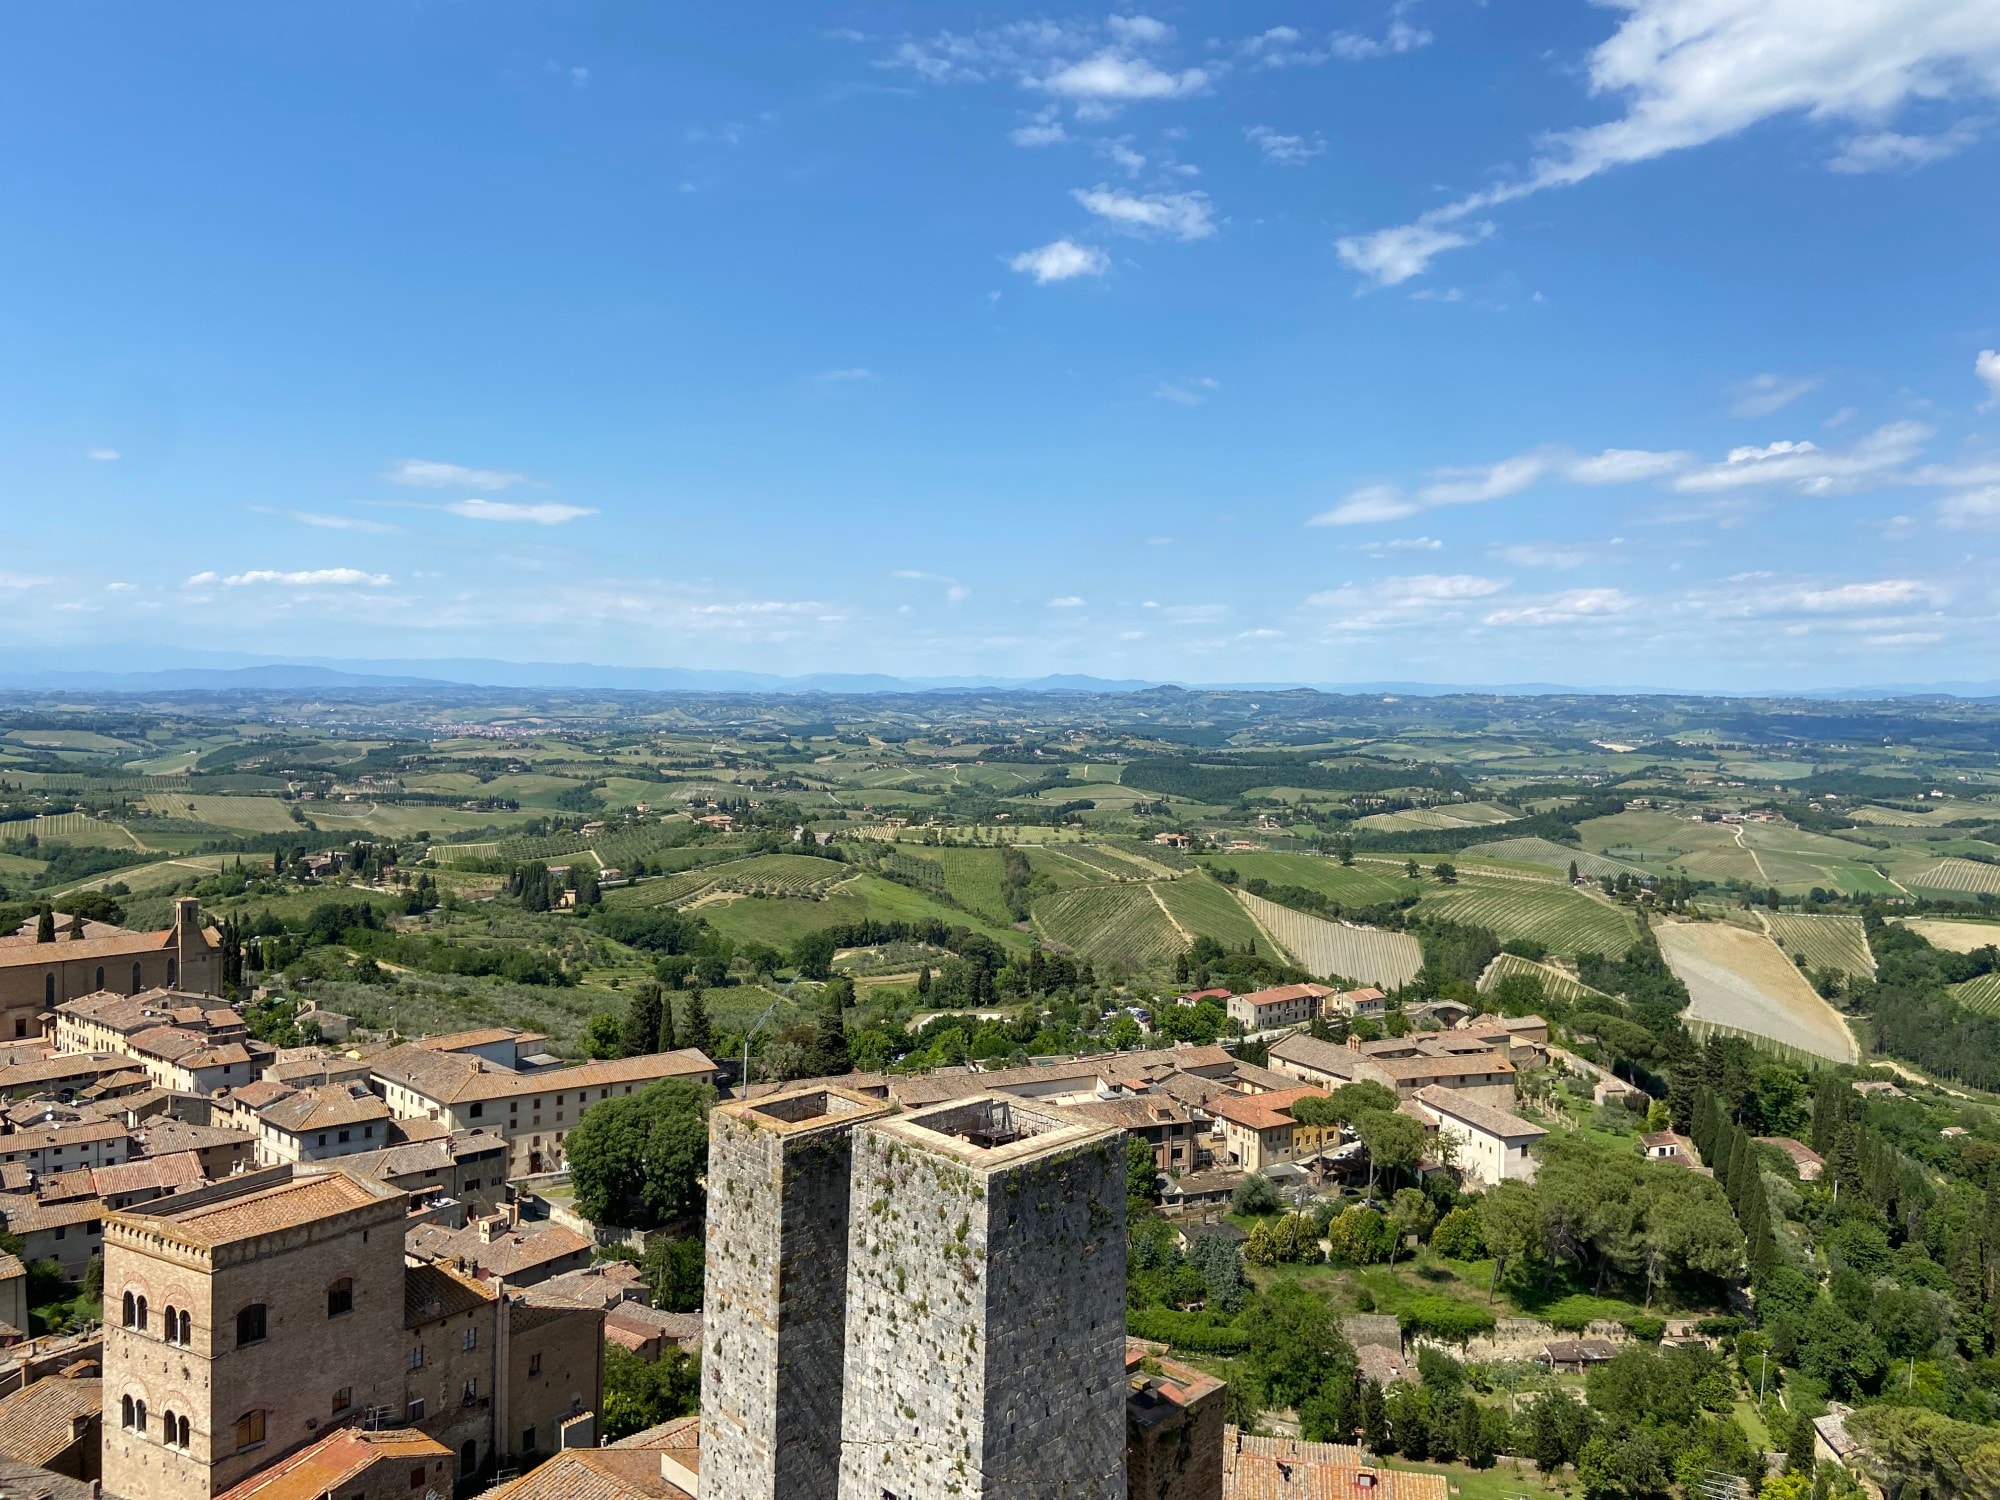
702;1105;864;1500
837;1123;1128;1500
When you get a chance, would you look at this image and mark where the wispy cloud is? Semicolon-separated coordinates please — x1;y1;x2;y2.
811;367;877;383
893;569;970;603
1155;377;1218;406
86;448;120;462
269;507;400;534
1978;349;2000;411
1309;447;1689;526
386;459;534;490
1830;118;1984;173
1670;422;1929;495
445;499;598;525
1245;125;1326;166
1047;595;1086;608
1331;1;2000;285
1484;588;1634;626
188;568;393;588
1728;373;1821;418
1240;18;1431;69
1072;185;1215;240
1009;239;1109;283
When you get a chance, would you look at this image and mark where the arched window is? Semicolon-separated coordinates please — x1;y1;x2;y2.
122;1292;136;1328
44;975;54;1007
135;1296;148;1332
327;1278;353;1317
166;957;177;987
95;966;104;991
178;1414;190;1449
121;1395;134;1429
134;1400;147;1437
178;1309;191;1345
131;962;142;995
236;1304;266;1347
162;1409;175;1447
163;1304;179;1344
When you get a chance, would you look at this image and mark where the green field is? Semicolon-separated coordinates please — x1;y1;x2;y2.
1462;835;1646;880
1153;872;1264;951
698;871;1026;952
1906;858;2000;895
11;812;149;849
1413;878;1639;957
1763;912;1874;978
143;792;305;833
1235;890;1423;987
1353;800;1520;833
1951;973;2000;1015
1479;950;1609;1004
1196;851;1412;906
1032;883;1186;972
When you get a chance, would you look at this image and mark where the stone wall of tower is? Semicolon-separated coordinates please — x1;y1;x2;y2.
837;1107;1128;1500
700;1089;884;1500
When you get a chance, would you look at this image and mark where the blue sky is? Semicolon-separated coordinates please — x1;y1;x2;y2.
4;1;1999;690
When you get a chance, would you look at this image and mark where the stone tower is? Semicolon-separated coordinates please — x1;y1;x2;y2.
837;1094;1128;1500
101;1166;408;1500
701;1084;891;1500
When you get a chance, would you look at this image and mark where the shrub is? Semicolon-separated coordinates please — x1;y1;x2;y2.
1430;1206;1486;1260
1626;1315;1666;1343
1399;1295;1497;1344
1126;1307;1251;1354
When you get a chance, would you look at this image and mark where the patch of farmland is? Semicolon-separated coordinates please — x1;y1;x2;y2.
1233;890;1422;988
1041;844;1155;882
1412;880;1639;958
1477;951;1610;1005
1738;823;1901;896
923;847;1013;923
1905;858;2000;896
1847;804;1960;827
605;867;724;909
707;854;852;897
1656;922;1859;1062
1762;913;1874;979
1951;973;2000;1016
10;813;147;850
1154;874;1263;951
1199;852;1411;907
1462;837;1646;880
140;793;304;833
1899;918;2000;954
1354;801;1521;833
1032;884;1186;973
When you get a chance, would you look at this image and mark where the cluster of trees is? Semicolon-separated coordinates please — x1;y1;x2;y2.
565;1078;716;1229
508;859;600;911
1863;917;2000;1092
581;981;715;1062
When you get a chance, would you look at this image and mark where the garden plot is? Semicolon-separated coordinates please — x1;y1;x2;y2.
1234;890;1422;988
1656;922;1858;1062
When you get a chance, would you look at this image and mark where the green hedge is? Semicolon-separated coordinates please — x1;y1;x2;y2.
1126;1307;1251;1354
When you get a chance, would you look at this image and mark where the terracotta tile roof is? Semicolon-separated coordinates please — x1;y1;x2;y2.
1268;1033;1380;1082
32;1169;98;1203
404;1260;497;1326
0;1055;129;1092
151;1171;388;1244
0;1119;128;1152
92;1151;205;1198
258;1083;390;1135
0;1375;99;1467
1369;1050;1514;1083
406;1218;592;1279
488;1449;691;1500
0;931;172;969
1;915;127;947
1412;1085;1545;1141
216;1426;452;1500
415;1028;519;1052
607;1414;699;1451
0;1252;23;1282
1064;1096;1198;1131
536;1262;644;1310
1222;1429;1448;1500
224;1079;297;1110
372;1045;716;1106
131;1119;252;1157
606;1305;701;1346
0;1196;103;1235
1205;1086;1328;1133
1755;1136;1825;1168
1235;983;1333;1008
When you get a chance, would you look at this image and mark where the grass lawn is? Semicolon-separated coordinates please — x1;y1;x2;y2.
1381;1458;1573;1500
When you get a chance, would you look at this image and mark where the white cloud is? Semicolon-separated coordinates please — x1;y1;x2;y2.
1047;595;1086;608
445;499;598;525
1830;118;1984;172
812;367;877;382
1671;421;1929;494
86;448;120;462
1866;631;1945;647
273;508;400;534
0;572;54;590
1072;185;1216;240
1308;574;1508;609
1484;588;1635;626
1729;373;1822;417
1038;52;1208;102
1155;377;1218;406
1009;239;1110;283
1335;0;2000;283
194;568;393;588
1328;20;1433;61
1011;120;1068;146
1310;444;1696;526
1797;578;1937;611
1100;139;1147;175
893;569;970;603
105;581;136;591
1335;222;1492;287
1490;543;1594;570
570;66;590;87
1245;125;1326;165
1938;485;2000;528
387;458;533;490
1106;15;1173;48
1362;536;1445;555
1978;349;2000;410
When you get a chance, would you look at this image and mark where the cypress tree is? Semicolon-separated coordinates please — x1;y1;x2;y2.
684;988;712;1054
621;983;663;1058
35;906;54;944
658;990;678;1052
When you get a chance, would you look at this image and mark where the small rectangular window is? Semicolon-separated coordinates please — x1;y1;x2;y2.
529;1353;541;1376
332;1387;352;1415
463;1327;477;1351
406;1399;425;1423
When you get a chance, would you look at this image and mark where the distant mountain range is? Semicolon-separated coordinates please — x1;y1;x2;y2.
1;651;1997;700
